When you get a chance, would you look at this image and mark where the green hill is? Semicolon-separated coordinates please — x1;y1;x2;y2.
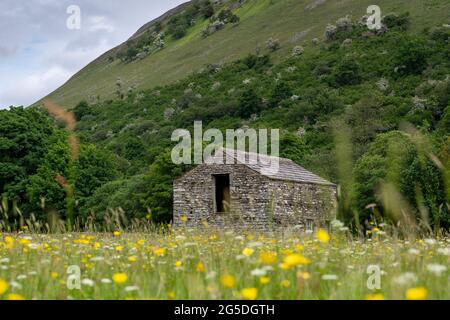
39;0;450;108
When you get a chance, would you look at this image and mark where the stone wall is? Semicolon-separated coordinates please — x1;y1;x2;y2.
266;180;337;229
173;164;270;229
173;164;336;230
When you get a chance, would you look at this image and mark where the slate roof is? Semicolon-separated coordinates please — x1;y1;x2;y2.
207;148;335;186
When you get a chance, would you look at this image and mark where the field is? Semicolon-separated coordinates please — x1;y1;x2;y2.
1;226;449;300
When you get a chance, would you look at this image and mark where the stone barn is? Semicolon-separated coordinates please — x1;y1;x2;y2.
173;148;337;230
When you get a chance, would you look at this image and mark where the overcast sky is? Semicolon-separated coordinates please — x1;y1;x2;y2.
0;0;186;109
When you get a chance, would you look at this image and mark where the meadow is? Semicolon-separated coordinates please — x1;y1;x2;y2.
1;225;449;300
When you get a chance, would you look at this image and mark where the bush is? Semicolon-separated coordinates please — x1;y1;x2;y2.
241;54;271;70
72;101;93;121
236;88;261;119
353;131;448;229
201;1;215;18
270;81;292;107
170;24;188;39
292;46;304;57
333;57;362;86
266;37;281;51
382;12;411;31
394;37;428;76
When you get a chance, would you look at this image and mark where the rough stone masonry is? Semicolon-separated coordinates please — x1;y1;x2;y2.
173;148;337;230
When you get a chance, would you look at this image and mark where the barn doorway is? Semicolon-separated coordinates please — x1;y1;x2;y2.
214;174;230;213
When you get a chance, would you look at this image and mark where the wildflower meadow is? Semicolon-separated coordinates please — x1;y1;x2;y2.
0;225;449;300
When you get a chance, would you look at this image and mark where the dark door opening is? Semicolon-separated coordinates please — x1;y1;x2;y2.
214;174;230;213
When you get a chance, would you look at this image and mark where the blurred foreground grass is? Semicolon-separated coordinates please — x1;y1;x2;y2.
0;227;449;300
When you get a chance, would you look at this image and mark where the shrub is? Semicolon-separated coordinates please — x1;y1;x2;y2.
353;131;448;230
266;37;281;51
72;101;93;121
324;24;338;42
236;88;261;119
382;12;411;31
201;1;215;18
292;46;305;57
394;37;428;76
333;57;362;86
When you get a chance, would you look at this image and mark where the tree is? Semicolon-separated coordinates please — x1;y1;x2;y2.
280;133;308;165
382;12;411;31
201;1;214;18
0;107;57;207
394;37;428;76
27;138;71;220
236;88;261;119
141;150;191;223
333;57;362;86
75;145;119;217
72;101;93;121
270;81;292;107
171;24;187;39
353;131;448;230
438;105;450;132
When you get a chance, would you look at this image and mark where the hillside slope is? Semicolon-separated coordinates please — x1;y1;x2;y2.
39;0;450;108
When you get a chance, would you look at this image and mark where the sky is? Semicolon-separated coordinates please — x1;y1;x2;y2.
0;0;186;109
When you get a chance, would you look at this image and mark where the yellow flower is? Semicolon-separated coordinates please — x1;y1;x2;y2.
260;276;270;285
180;215;188;223
51;272;59;279
175;260;183;268
113;231;121;237
316;229;330;243
259;252;277;265
115;245;123;252
153;248;166;256
366;293;385;300
241;288;258;300
0;278;8;295
220;275;236;289
373;227;380;233
93;242;101;249
167;291;176;300
242;248;255;257
283;254;311;268
19;238;30;246
4;236;14;244
406;287;428;300
297;271;311;280
7;293;24;300
128;256;137;262
280;280;291;288
196;262;205;273
112;273;128;284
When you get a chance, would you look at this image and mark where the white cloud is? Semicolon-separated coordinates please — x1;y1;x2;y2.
0;0;186;109
0;66;72;107
88;16;115;33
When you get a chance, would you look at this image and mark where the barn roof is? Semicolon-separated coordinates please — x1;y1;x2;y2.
207;148;335;186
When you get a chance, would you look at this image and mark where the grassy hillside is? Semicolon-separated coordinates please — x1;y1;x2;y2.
40;0;450;108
